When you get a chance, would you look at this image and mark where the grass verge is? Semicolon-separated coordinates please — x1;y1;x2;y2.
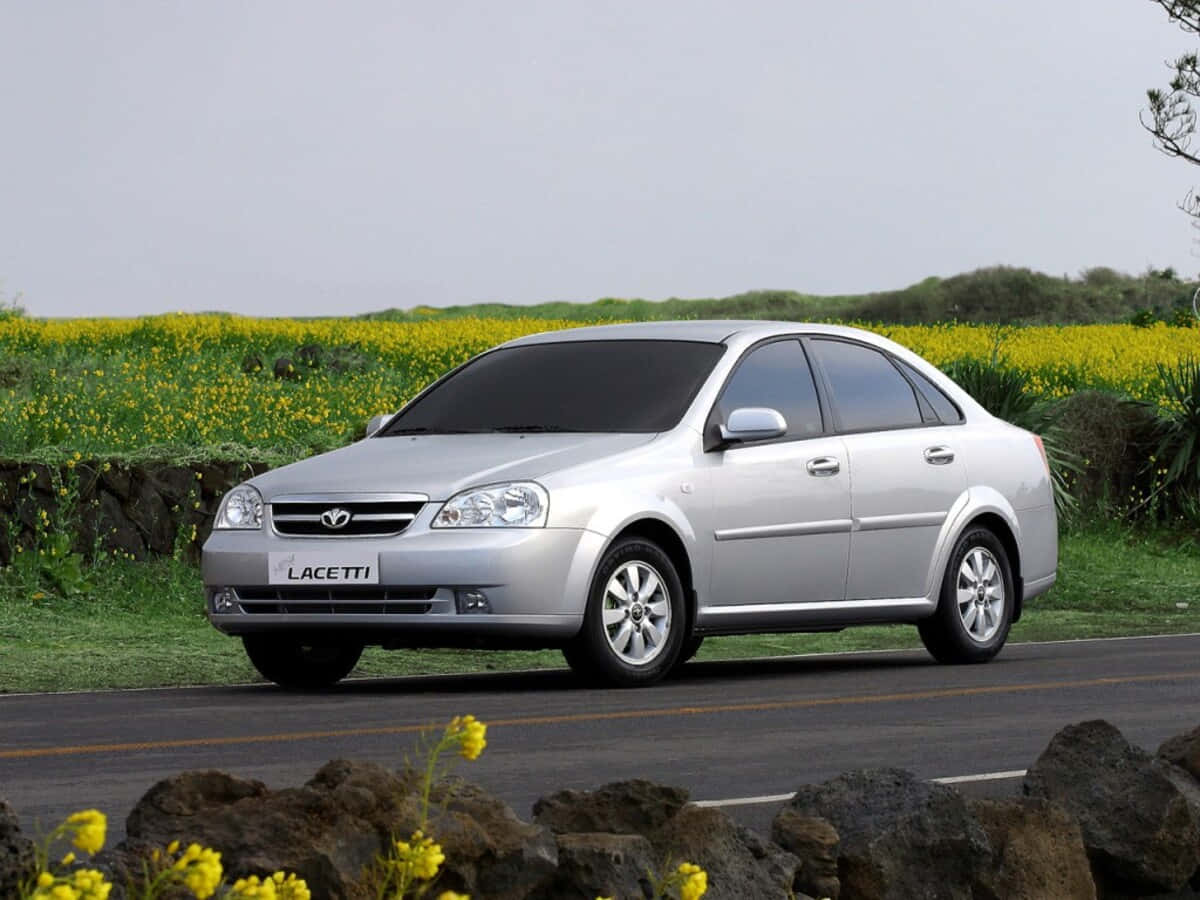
1;521;1197;693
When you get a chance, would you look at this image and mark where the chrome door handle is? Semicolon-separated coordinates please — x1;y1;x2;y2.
924;446;955;465
806;456;840;476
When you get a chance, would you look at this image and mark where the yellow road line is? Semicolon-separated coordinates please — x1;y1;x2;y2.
3;670;1197;761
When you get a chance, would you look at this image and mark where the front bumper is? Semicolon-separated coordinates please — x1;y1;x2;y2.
202;524;604;645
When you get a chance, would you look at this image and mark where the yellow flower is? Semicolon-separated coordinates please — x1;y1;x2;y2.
167;839;180;854
448;715;487;761
227;874;277;899
393;830;445;881
60;852;76;865
437;893;471;900
31;868;112;900
269;871;311;900
65;809;106;855
171;843;223;899
677;862;707;900
69;869;112;900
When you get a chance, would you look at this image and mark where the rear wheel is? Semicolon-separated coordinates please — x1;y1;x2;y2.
243;635;363;688
919;528;1014;664
563;537;686;687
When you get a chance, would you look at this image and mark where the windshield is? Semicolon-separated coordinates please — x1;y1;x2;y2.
381;340;725;435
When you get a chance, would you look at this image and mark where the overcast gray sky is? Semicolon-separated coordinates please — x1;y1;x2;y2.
1;1;1197;317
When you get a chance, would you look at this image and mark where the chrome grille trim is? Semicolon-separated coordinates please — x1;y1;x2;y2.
269;496;425;537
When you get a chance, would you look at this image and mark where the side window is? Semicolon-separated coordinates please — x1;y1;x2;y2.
810;339;922;432
714;340;823;438
895;359;964;424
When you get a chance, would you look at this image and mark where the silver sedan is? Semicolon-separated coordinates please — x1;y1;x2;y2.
203;321;1057;688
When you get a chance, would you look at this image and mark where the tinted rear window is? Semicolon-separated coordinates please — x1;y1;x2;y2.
382;340;725;434
895;359;964;424
810;339;923;432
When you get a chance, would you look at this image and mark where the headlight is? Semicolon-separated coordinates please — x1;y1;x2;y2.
433;482;548;528
214;484;264;530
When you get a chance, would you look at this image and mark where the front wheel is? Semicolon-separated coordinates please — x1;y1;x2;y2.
243;635;363;688
563;537;686;687
919;528;1014;664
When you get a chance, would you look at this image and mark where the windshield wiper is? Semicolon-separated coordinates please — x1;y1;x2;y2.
383;426;489;435
491;425;588;433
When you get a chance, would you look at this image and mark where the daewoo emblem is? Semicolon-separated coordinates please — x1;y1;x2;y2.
320;508;352;530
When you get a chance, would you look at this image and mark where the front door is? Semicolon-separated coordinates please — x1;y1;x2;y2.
706;339;852;611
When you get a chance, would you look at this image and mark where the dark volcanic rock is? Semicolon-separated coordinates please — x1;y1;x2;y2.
969;797;1095;900
534;780;798;900
534;832;656;900
1024;719;1200;896
532;779;689;836
781;767;991;900
273;357;299;380
120;763;414;900
652;804;800;900
771;811;840;900
0;800;34;900
117;762;558;900
426;779;558;900
296;344;323;369
1159;724;1200;782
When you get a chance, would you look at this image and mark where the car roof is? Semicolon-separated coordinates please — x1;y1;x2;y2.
503;320;880;346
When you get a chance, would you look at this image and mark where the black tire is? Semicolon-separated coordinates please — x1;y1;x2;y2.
563;537;686;687
919;527;1014;664
243;635;363;688
676;635;704;668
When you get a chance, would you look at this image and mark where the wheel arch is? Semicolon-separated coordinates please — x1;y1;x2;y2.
607;518;697;632
964;512;1023;622
927;488;1025;621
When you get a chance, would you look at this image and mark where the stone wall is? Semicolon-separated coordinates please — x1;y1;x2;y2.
0;460;269;564
4;719;1200;898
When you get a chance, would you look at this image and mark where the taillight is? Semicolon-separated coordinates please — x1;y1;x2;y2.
1033;434;1050;475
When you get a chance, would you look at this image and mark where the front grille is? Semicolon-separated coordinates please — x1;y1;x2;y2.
235;586;435;615
271;500;424;537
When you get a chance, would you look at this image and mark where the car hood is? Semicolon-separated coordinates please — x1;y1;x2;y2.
249;432;658;501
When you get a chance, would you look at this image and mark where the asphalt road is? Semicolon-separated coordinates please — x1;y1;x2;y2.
3;633;1200;843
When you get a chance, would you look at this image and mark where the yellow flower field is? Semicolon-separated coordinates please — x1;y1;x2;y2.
0;314;1196;460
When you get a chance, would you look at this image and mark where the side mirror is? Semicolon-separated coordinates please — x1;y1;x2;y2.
366;413;393;437
717;407;787;446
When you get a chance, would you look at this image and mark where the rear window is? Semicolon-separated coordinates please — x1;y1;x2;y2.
381;340;725;434
810;338;923;432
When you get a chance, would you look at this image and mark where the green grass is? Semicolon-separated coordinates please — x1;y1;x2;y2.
2;520;1197;693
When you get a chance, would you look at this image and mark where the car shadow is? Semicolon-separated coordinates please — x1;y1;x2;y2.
218;648;950;697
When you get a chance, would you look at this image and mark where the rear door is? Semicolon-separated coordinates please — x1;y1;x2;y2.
707;339;851;610
807;338;967;601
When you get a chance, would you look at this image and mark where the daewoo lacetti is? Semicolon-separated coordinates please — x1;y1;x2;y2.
203;321;1057;688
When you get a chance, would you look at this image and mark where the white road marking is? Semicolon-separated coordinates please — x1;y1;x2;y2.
931;768;1027;785
3;631;1199;699
692;769;1027;808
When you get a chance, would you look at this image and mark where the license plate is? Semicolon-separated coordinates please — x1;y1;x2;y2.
268;552;379;585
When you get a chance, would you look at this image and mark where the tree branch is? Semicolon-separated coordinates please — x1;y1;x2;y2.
1150;0;1200;35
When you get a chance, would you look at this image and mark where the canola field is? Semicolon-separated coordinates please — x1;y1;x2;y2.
0;314;1197;461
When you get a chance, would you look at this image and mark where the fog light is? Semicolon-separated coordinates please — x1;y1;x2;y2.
455;589;491;613
212;588;237;613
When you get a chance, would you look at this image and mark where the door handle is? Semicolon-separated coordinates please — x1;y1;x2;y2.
924;446;955;465
806;456;841;476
